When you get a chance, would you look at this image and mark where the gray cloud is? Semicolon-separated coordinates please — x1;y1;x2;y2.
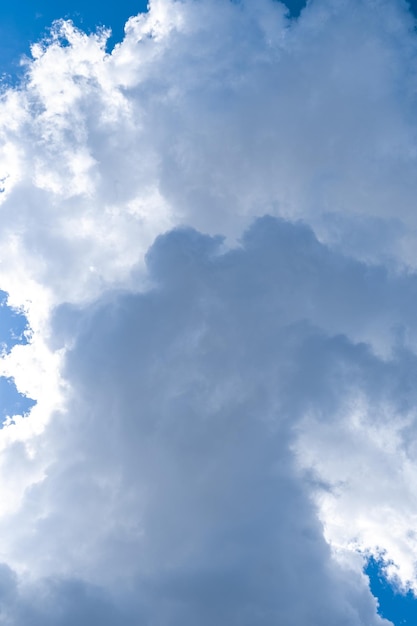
0;218;402;624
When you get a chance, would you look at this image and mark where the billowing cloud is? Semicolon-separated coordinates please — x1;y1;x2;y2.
0;218;397;625
0;0;417;623
0;0;416;312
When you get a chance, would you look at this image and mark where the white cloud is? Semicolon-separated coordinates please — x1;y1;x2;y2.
0;0;417;622
295;367;417;592
0;0;416;312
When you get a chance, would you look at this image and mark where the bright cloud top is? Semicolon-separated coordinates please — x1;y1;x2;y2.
0;0;417;623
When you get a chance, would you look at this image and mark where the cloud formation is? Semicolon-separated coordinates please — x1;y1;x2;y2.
1;0;417;623
0;0;416;311
0;219;395;625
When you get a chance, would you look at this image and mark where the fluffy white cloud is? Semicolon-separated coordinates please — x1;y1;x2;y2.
0;0;417;622
0;0;416;312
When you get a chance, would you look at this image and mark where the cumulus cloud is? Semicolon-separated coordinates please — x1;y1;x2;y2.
0;219;396;625
0;0;416;312
0;0;417;623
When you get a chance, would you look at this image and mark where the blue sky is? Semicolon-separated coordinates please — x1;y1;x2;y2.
0;291;34;421
0;0;147;77
366;558;416;626
1;0;417;625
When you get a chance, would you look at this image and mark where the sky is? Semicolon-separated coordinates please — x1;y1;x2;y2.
0;0;307;78
0;0;148;77
1;0;417;624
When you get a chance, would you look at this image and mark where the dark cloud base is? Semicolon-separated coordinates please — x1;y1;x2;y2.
0;217;402;625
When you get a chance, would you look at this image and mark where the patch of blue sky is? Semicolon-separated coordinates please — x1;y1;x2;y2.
0;377;35;423
0;0;148;80
0;290;30;354
366;556;416;626
0;291;35;425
